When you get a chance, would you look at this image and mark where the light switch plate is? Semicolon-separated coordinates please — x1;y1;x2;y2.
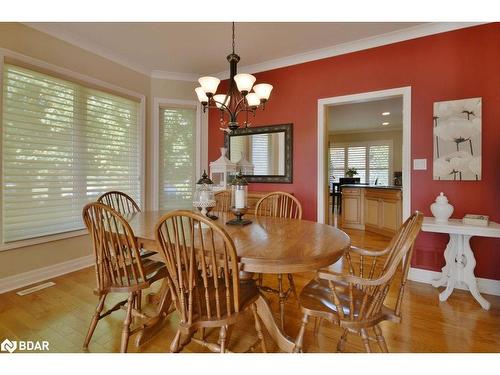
413;159;427;170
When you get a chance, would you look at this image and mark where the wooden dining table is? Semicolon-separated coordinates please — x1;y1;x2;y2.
128;210;350;353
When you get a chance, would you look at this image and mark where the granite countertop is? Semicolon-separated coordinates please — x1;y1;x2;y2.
340;184;402;190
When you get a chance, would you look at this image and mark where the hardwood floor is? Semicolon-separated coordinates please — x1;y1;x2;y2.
1;223;499;353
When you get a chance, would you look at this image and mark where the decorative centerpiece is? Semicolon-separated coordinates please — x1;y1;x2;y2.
226;171;252;226
430;192;454;223
209;147;237;191
193;170;217;219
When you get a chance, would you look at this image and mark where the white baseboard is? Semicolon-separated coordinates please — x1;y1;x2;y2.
0;254;94;294
408;267;500;296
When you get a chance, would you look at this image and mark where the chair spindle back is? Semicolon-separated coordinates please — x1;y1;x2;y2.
255;192;302;219
155;210;241;325
82;203;147;292
98;191;141;215
214;190;231;213
336;211;423;321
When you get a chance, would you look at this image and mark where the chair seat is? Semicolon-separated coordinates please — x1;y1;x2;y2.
102;258;167;293
180;279;260;325
299;277;376;322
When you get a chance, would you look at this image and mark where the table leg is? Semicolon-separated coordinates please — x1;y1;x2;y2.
254;294;296;353
432;233;490;310
461;235;491;310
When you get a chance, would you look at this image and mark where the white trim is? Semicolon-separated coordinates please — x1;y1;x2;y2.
317;86;411;224
24;22;484;80
151;70;199;82
0;48;146;249
330;126;403;135
151;98;206;210
213;23;484;78
0;254;94;294
408;267;500;297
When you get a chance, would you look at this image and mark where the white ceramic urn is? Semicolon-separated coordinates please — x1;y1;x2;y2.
430;192;454;223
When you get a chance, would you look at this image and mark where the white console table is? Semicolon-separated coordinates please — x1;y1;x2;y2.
421;217;500;310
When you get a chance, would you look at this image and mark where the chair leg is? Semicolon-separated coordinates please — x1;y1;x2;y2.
374;324;389;353
287;273;299;307
277;274;285;330
170;330;182;353
251;302;267;353
336;329;349;352
83;294;107;350
360;328;372;353
257;273;264;287
120;293;135;353
135;290;142;311
294;313;309;353
218;325;227;353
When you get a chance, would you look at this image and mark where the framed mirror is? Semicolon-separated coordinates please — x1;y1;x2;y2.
224;123;293;183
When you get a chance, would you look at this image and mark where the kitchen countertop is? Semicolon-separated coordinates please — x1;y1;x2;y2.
340;184;402;190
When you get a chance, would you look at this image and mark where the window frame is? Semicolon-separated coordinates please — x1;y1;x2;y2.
329;139;393;185
0;49;146;251
151;97;207;211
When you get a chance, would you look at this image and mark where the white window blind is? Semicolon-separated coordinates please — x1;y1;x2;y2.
368;144;390;185
250;134;270;175
329;141;392;185
329;147;345;185
159;106;196;210
2;64;141;243
347;146;367;183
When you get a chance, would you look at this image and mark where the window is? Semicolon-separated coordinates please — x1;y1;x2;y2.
328;140;392;185
2;64;142;243
159;106;196;210
250;134;270;175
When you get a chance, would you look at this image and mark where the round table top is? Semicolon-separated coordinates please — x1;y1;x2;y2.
128;210;350;274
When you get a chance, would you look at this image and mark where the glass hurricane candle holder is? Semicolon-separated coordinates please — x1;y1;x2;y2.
226;171;252;226
193;170;217;219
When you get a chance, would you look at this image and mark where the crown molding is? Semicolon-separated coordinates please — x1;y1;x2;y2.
212;22;485;78
23;22;153;77
23;22;485;82
151;70;199;82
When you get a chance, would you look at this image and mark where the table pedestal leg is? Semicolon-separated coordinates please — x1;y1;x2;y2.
432;233;490;310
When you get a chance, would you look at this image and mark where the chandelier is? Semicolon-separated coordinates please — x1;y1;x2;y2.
194;22;273;132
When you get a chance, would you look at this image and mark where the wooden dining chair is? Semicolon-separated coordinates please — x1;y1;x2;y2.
82;203;167;353
214;190;231;213
154;210;267;353
254;191;303;329
97;191;141;215
294;211;423;353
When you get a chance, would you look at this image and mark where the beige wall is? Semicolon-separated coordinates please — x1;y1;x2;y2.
329;129;403;172
0;23;197;279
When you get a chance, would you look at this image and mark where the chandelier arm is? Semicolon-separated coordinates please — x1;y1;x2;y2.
234;107;257;119
206;101;237;120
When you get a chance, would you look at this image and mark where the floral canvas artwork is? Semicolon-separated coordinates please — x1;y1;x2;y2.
433;97;481;181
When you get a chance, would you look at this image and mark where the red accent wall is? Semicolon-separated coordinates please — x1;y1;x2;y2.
208;23;500;279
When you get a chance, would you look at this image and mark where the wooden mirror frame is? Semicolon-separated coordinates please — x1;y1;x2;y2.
224;123;293;183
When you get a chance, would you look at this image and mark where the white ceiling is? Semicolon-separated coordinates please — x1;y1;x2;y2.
328;97;403;133
25;22;431;77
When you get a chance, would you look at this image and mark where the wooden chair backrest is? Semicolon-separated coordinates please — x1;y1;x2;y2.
341;211;423;321
97;191;141;215
214;190;231;213
154;210;241;325
254;192;302;219
82;203;147;292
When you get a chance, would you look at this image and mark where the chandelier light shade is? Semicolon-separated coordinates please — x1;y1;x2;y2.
195;22;273;132
253;83;273;101
198;76;220;96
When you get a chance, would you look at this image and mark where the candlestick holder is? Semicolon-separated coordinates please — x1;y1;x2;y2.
226;171;252;226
